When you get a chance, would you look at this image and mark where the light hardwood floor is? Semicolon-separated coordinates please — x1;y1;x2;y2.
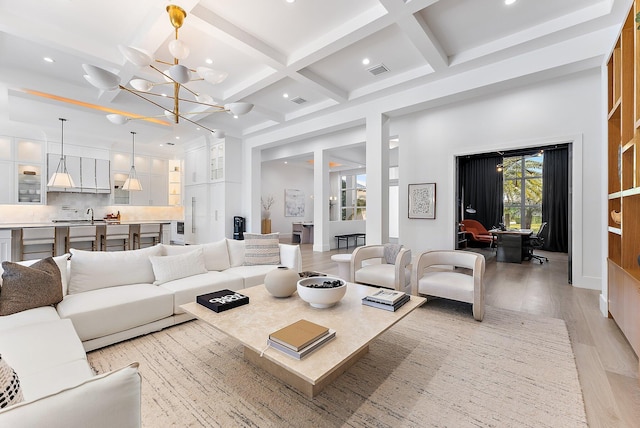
297;244;640;428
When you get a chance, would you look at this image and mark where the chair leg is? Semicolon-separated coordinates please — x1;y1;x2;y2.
530;253;548;264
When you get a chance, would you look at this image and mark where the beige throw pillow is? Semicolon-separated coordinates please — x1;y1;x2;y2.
243;233;280;266
0;257;63;316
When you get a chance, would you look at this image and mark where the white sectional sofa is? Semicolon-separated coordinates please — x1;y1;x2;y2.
0;237;301;427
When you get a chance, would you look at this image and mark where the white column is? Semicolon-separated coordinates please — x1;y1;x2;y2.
313;148;330;252
365;113;390;245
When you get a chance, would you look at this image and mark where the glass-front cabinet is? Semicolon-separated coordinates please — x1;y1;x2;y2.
0;137;44;204
210;142;224;181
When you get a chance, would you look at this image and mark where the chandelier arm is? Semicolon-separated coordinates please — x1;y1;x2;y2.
120;85;178;115
176;97;225;109
175;114;216;133
154;59;198;73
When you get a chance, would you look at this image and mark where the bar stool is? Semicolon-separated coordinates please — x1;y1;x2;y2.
66;225;98;252
101;224;130;251
134;223;161;249
21;227;56;260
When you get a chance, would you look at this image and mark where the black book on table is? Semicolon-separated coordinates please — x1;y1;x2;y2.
197;289;249;313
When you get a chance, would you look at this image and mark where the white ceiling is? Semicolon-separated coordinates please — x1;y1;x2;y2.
0;0;629;156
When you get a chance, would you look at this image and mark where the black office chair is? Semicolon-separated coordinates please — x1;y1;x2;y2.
528;222;549;264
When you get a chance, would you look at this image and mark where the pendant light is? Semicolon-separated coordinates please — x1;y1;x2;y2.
47;118;76;188
122;131;143;191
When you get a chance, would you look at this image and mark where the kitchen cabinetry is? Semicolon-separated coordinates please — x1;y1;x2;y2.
606;2;640;360
183;136;241;243
111;152;169;206
15;139;44;204
47;154;111;193
168;159;182;206
0;161;14;204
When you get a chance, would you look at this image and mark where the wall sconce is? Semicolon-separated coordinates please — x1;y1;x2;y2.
496;163;503;172
465;205;477;214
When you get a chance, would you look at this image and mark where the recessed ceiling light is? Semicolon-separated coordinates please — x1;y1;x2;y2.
196;127;201;131
233;115;238;119
175;136;180;140
284;161;288;164
205;58;213;64
159;144;164;147
286;0;295;3
505;0;516;5
362;58;370;65
283;93;289;98
43;57;54;63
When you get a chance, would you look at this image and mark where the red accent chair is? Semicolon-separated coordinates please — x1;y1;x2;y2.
461;219;495;246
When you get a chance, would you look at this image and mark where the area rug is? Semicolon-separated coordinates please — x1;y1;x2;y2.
88;301;587;427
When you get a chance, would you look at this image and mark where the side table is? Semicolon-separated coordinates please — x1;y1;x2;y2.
331;253;352;280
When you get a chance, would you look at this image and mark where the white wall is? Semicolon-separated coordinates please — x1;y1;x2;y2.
393;68;602;289
261;161;314;237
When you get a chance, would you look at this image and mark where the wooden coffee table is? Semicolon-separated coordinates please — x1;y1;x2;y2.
180;282;425;398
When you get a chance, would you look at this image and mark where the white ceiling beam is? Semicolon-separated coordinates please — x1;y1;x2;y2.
399;13;448;71
293;69;348;103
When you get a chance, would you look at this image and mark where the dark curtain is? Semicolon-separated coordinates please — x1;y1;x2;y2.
460;156;503;230
542;147;568;252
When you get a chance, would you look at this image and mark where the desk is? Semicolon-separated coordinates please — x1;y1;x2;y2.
489;229;532;263
292;222;313;244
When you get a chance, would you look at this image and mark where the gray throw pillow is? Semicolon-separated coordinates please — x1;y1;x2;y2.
383;243;403;265
0;257;63;316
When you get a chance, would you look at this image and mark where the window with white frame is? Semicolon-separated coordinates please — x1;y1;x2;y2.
340;173;366;220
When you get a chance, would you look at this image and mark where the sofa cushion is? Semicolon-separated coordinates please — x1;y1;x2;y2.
0;307;60;333
0;363;141;428
0;254;69;295
159;271;244;313
0;354;23;409
149;248;207;285
56;284;174;342
0;258;63;316
225;265;281;288
0;319;91;401
243;233;280;266
162;240;231;271
68;246;162;294
417;271;474;304
355;264;411;289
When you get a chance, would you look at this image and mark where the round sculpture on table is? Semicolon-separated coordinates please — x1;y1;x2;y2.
264;266;299;298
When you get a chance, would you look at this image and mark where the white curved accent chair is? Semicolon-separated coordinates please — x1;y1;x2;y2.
412;250;485;321
349;244;412;293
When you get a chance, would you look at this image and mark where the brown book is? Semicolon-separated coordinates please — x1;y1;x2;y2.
269;319;330;351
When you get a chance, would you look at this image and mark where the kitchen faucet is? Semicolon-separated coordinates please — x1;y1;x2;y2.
87;208;94;223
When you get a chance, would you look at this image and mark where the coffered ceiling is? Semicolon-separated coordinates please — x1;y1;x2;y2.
0;0;629;152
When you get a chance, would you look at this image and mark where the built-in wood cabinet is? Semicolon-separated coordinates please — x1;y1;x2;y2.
606;2;640;360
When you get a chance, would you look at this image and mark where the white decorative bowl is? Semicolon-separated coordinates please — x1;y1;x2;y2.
297;277;346;308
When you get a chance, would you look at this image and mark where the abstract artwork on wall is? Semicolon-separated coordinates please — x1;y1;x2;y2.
408;183;436;219
285;189;305;217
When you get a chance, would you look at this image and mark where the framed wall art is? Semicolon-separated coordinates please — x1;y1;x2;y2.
408;183;436;219
284;188;305;217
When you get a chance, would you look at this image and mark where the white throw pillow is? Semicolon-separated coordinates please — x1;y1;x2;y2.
1;254;70;295
149;248;207;285
68;246;161;294
161;240;230;271
201;240;231;271
226;239;246;267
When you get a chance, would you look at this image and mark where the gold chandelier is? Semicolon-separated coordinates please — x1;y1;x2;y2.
82;5;253;135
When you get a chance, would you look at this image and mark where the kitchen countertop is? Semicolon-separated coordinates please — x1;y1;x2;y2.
0;220;173;229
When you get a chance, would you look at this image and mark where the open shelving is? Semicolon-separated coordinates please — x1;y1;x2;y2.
606;1;640;360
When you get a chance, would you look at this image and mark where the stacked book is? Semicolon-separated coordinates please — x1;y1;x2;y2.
268;319;335;360
362;289;410;311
